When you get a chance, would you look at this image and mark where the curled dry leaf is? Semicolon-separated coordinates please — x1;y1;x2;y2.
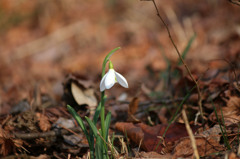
0;137;15;156
173;137;224;158
63;74;97;117
71;82;97;117
0;127;23;156
129;97;139;114
127;97;140;123
36;113;51;132
115;122;199;153
157;107;168;124
71;82;97;107
210;96;240;126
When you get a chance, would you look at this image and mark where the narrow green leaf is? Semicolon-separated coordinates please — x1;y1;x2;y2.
93;95;107;125
85;116;99;138
67;105;89;139
89;129;95;159
110;133;115;159
93;102;101;125
220;106;231;149
104;112;111;140
178;34;196;65
95;134;103;159
212;102;231;149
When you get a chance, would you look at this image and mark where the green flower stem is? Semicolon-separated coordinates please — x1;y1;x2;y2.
100;91;106;139
109;61;113;69
99;47;120;158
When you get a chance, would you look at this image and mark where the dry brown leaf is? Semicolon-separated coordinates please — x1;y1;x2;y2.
127;97;140;123
36;113;51;132
0;127;22;156
0;137;15;156
136;151;172;159
173;137;224;158
71;82;97;110
157;107;168;124
228;152;240;159
200;125;222;142
210;96;240;126
129;97;139;114
115;122;199;153
31;154;50;159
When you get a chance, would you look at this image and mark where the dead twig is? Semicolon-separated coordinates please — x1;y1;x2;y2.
228;0;240;6
182;109;199;159
13;127;81;139
145;0;204;121
58;124;82;139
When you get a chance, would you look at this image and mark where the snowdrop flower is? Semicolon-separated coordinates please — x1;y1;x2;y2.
100;61;128;92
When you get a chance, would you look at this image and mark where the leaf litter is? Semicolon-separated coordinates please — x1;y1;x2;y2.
0;0;240;158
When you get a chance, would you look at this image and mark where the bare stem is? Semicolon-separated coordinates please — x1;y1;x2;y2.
150;0;204;120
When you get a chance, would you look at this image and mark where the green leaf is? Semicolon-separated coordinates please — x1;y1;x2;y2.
93;102;102;125
85;116;99;138
93;95;107;125
104;112;111;140
95;134;103;159
178;34;196;65
67;105;89;140
212;101;231;150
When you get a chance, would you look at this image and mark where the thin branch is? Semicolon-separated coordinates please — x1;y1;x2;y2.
149;0;204;120
182;109;199;159
13;127;81;139
228;0;240;6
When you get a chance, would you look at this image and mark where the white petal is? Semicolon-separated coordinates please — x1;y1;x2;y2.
115;71;128;88
100;73;107;92
104;69;116;89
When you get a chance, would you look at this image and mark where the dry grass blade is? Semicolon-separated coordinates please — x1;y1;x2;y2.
182;109;199;159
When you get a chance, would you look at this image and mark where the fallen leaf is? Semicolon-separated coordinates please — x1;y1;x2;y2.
31;154;50;159
71;82;97;107
200;125;222;142
62;74;98;117
156;107;168;124
209;96;240;126
228;152;240;159
127;97;140;123
115;122;199;153
0;137;15;156
36;113;51;132
173;137;224;158
135;151;172;158
0;127;23;156
129;97;139;114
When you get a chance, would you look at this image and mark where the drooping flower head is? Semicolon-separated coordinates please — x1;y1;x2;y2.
100;61;128;92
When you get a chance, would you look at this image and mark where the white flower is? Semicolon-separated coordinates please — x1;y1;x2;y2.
100;69;128;92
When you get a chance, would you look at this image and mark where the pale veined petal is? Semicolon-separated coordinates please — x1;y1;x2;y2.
115;71;128;88
104;69;116;89
100;73;107;92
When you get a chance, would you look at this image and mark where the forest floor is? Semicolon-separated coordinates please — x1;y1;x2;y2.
0;0;240;158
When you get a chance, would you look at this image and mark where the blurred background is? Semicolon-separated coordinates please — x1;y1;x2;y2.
0;0;240;114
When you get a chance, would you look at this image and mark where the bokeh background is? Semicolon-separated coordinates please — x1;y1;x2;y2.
0;0;240;114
